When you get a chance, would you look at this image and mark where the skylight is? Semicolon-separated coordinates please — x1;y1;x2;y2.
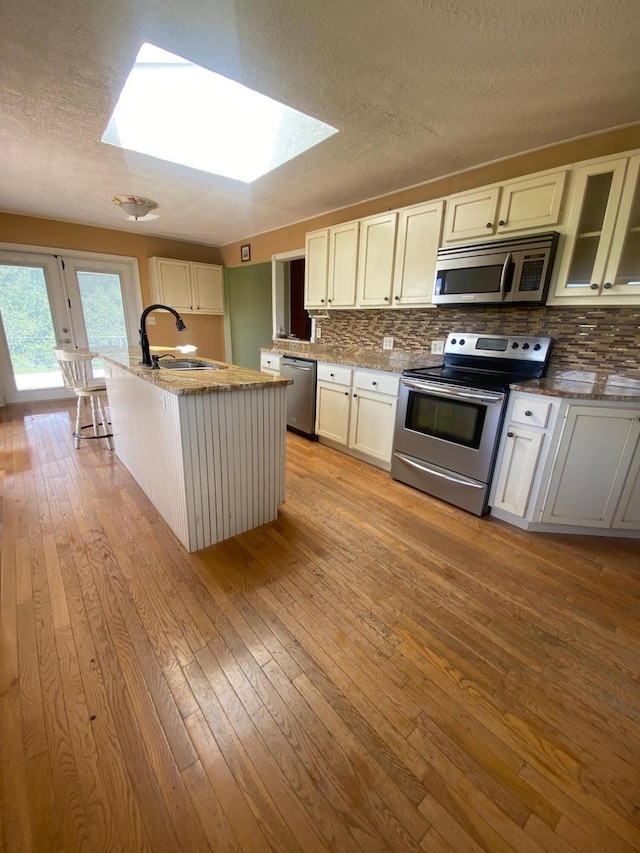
102;43;338;183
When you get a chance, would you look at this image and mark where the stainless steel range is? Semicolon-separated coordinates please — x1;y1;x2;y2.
391;332;552;516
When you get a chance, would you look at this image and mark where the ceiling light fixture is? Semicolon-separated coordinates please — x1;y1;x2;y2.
112;195;159;220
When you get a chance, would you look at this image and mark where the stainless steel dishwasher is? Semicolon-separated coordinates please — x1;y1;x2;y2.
280;356;317;438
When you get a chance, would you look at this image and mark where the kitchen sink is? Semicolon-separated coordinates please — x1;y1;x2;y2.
157;358;221;371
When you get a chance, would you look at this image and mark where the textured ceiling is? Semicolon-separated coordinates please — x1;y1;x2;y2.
1;0;639;247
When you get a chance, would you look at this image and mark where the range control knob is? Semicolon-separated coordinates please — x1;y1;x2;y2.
459;338;465;345
511;342;519;349
451;338;457;345
533;343;541;351
522;342;530;350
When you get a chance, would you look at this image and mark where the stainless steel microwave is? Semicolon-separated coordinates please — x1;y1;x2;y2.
433;231;559;306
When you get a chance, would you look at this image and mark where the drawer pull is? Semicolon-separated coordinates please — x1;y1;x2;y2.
507;432;514;438
372;381;377;386
524;410;532;417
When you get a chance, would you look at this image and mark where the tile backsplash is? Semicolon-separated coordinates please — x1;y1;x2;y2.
314;306;640;373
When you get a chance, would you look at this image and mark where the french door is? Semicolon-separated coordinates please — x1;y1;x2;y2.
0;249;142;404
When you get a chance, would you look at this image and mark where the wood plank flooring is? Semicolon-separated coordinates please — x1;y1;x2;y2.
1;399;639;852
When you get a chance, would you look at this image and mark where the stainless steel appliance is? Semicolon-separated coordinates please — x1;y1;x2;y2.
433;232;559;306
391;332;552;515
280;355;317;438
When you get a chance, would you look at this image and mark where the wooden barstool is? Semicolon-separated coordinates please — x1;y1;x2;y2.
53;349;114;449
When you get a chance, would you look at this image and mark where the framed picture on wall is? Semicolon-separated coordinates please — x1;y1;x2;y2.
241;244;251;262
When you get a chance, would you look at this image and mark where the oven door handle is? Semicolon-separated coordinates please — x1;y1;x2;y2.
401;378;503;404
499;252;512;301
393;452;485;488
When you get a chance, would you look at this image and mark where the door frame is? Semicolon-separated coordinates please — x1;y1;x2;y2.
0;242;143;403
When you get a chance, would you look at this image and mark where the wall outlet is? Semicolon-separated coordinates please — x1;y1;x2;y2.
315;325;321;339
383;336;394;350
147;316;156;325
431;339;445;354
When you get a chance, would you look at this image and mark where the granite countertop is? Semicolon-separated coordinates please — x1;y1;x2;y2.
511;369;640;402
262;343;443;373
101;348;291;395
263;343;640;401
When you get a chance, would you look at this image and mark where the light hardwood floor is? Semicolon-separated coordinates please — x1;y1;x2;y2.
1;400;639;852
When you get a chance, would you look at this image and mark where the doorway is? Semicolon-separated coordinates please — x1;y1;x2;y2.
0;249;141;403
271;248;313;342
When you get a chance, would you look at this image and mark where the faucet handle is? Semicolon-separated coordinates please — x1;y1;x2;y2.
151;354;160;369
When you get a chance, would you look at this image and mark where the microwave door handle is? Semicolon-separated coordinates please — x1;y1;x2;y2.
499;252;512;301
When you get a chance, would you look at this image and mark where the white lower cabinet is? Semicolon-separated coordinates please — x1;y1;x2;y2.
491;394;640;535
316;363;399;469
541;405;640;528
260;352;281;375
491;426;544;518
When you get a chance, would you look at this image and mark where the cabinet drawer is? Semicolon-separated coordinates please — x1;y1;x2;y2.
354;370;399;396
260;353;281;372
511;397;550;428
317;363;352;385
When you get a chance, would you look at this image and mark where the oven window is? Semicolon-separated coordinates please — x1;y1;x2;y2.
405;392;486;448
437;264;507;295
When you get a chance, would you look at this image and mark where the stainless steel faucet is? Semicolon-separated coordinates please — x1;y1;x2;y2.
139;304;187;366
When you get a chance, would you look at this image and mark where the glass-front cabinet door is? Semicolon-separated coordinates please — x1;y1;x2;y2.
553;155;640;302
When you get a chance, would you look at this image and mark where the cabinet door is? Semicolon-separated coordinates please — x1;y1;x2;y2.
602;154;640;296
497;171;567;234
492;426;544;518
348;389;397;462
553;158;628;298
542;406;640;527
305;229;330;308
443;186;500;242
613;438;640;529
316;380;351;444
357;212;398;307
392;201;444;306
192;264;224;314
328;221;360;308
149;258;192;312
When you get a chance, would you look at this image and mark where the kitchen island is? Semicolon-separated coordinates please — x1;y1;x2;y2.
101;349;291;552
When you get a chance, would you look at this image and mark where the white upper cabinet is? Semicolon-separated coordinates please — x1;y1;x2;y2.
357;212;398;307
443;170;567;242
149;257;224;315
552;155;640;304
392;200;445;306
328;221;360;308
305;222;360;309
443;186;501;242
304;229;330;308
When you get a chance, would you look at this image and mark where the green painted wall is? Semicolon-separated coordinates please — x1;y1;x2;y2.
225;262;272;370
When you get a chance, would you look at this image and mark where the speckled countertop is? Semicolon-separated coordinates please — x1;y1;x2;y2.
101;348;291;395
262;343;442;373
511;369;640;402
262;344;640;402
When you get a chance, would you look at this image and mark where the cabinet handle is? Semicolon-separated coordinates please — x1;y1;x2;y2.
590;283;599;290
320;298;325;303
344;391;349;396
330;373;334;377
498;219;506;226
353;394;358;398
603;282;613;289
372;381;377;386
507;431;514;438
328;298;332;303
384;296;389;301
394;295;400;301
486;222;493;228
524;410;532;416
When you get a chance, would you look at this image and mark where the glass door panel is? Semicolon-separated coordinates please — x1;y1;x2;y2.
0;253;72;402
74;271;129;376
